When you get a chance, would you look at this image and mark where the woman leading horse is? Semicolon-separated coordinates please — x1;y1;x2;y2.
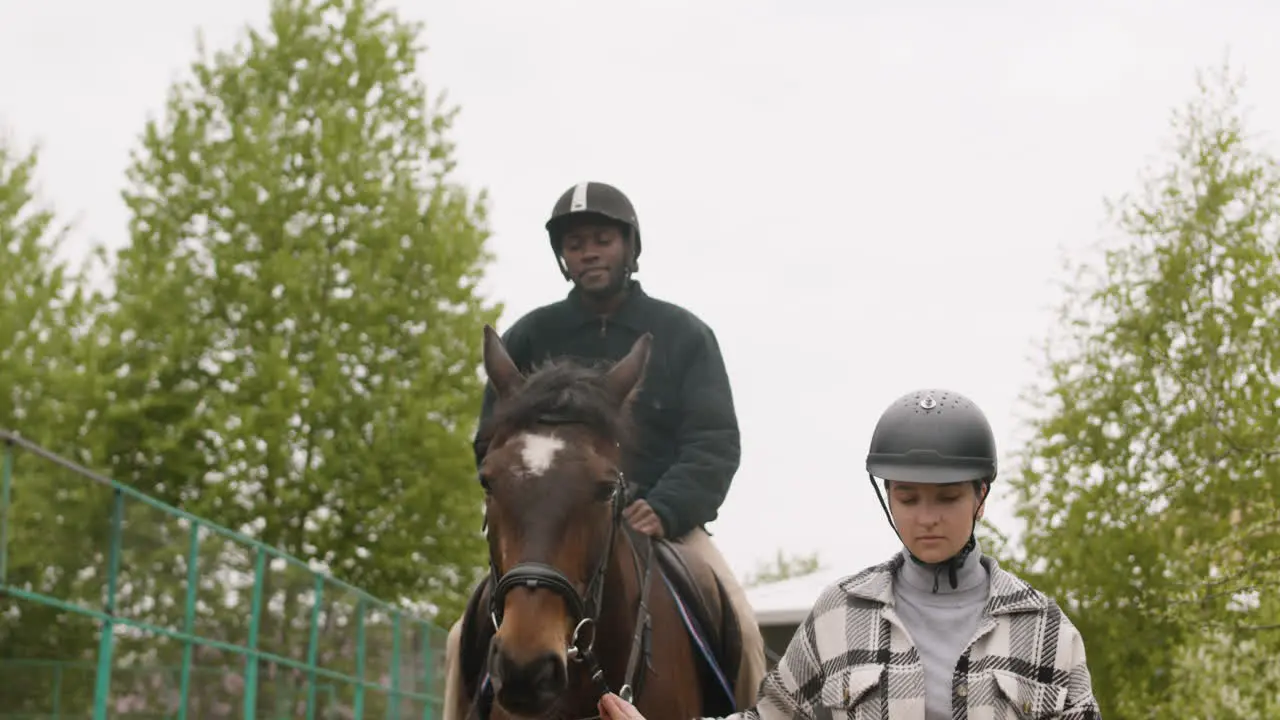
598;389;1102;720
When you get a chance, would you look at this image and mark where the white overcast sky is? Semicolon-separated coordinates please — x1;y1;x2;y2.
3;0;1279;580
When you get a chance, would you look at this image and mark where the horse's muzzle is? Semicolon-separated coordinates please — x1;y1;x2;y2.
489;638;568;716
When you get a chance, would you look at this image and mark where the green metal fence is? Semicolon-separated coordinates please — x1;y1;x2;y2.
0;430;447;719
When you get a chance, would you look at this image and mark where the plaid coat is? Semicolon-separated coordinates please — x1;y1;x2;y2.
715;553;1100;720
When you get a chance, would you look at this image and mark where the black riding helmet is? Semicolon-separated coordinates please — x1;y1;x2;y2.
546;181;642;279
865;389;997;590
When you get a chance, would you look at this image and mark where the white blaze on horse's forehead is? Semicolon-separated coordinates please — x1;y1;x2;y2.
517;432;566;477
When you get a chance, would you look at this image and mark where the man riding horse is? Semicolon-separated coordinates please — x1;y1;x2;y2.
442;180;766;719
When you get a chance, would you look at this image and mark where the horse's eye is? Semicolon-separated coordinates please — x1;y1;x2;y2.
478;473;493;494
593;482;617;503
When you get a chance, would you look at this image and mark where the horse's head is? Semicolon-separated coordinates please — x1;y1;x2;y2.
476;325;652;716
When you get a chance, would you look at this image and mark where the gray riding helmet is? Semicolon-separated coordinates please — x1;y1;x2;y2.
866;389;997;486
866;389;997;584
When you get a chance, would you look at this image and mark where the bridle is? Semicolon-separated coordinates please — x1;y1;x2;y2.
473;417;656;719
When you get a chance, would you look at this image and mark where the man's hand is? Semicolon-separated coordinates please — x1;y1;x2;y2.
623;499;664;537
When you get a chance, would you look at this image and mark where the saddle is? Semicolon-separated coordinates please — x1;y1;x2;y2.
458;536;744;717
651;536;743;703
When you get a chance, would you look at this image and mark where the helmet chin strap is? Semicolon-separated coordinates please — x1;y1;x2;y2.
868;473;984;593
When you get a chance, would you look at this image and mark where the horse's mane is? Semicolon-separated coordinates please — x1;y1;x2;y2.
481;357;637;450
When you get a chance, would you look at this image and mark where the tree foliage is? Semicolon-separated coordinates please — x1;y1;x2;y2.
3;1;498;712
0;0;504;713
101;0;497;618
0;136;97;448
1006;63;1280;718
0;135;113;714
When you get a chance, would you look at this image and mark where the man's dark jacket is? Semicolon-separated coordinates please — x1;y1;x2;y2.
473;282;740;539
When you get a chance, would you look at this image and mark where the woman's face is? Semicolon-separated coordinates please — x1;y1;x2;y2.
887;480;986;563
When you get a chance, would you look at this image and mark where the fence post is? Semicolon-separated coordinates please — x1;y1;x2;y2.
52;662;63;718
387;613;403;720
353;598;368;719
305;574;325;720
178;520;202;719
243;547;267;719
422;627;434;720
90;489;125;720
0;439;13;584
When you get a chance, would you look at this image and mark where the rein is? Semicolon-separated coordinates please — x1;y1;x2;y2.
470;415;657;720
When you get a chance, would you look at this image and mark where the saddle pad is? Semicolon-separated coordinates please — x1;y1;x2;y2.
651;538;743;692
657;568;737;708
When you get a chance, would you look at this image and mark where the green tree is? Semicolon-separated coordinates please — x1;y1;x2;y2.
0;135;98;449
0;134;111;714
88;0;498;707
744;549;821;588
1006;63;1280;718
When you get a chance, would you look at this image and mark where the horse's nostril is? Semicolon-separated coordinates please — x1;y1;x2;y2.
532;651;565;686
503;650;564;689
493;649;567;715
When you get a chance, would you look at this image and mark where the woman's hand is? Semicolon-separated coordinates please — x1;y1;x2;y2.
598;693;646;720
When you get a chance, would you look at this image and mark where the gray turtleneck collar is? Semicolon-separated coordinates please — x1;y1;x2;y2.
899;542;988;596
893;542;992;720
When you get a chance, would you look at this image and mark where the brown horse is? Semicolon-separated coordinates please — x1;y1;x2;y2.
452;326;740;720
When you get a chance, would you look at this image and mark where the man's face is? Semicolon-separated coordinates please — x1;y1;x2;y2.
558;217;630;295
887;480;986;564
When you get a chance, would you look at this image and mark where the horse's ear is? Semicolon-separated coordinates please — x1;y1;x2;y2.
604;333;652;407
483;325;525;400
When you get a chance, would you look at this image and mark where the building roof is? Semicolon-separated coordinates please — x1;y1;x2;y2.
745;566;854;626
